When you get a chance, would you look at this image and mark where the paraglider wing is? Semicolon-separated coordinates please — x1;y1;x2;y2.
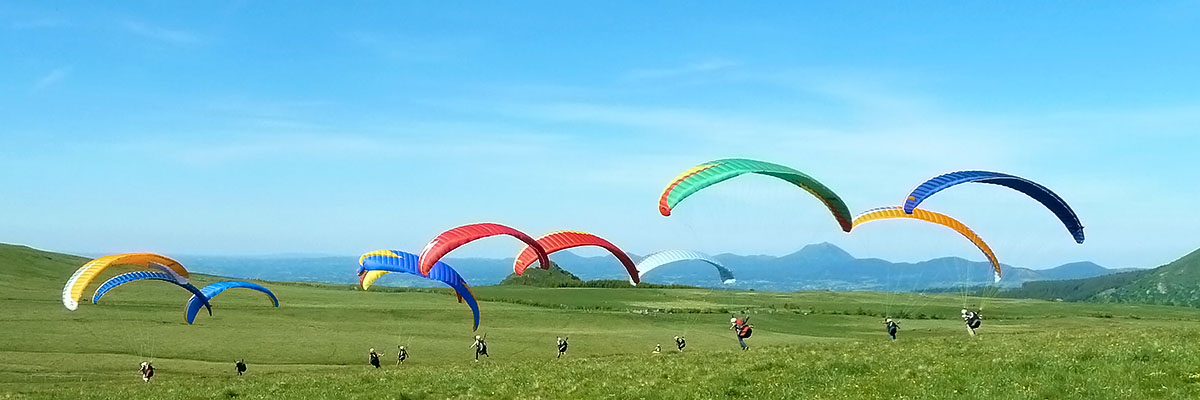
186;281;278;324
359;250;480;330
91;271;212;316
62;253;191;311
148;261;189;285
658;158;854;232
903;170;1084;243
513;231;640;284
852;206;1002;282
635;249;735;284
417;223;549;277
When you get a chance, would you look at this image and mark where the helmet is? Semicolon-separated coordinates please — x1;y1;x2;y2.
399;346;405;350
674;336;679;340
885;318;892;323
961;309;968;314
475;335;481;340
730;317;738;324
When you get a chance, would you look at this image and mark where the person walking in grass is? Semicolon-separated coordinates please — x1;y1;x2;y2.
962;309;982;336
471;335;489;362
139;362;154;383
235;359;247;376
368;348;381;368
884;319;900;340
396;345;408;366
674;336;686;352
556;336;569;359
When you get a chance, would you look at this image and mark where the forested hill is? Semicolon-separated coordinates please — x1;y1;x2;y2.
1092;247;1200;306
1001;247;1200;306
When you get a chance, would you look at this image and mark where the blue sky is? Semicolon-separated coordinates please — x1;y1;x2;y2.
2;2;1198;269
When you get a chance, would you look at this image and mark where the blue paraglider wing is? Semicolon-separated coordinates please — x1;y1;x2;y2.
92;271;212;318
186;281;279;324
903;170;1084;244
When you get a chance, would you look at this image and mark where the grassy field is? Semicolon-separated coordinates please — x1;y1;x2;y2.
3;243;1200;399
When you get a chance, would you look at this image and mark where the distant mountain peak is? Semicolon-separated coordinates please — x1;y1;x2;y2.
1047;261;1104;271
788;242;854;261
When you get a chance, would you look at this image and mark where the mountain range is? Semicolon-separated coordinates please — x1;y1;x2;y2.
176;243;1133;292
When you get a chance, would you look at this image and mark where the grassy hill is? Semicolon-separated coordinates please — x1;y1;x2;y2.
4;244;1200;399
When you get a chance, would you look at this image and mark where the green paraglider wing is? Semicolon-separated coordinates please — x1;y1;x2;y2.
658;158;853;232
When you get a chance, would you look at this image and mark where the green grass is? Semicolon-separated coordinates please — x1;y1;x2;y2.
3;243;1200;399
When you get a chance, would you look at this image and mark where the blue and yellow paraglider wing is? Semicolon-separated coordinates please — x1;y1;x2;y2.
359;250;481;330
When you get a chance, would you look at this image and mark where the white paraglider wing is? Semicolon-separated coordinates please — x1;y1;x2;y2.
635;250;735;284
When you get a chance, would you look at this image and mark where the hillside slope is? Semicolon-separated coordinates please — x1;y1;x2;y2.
999;247;1200;306
997;269;1152;302
1092;247;1200;306
0;243;89;296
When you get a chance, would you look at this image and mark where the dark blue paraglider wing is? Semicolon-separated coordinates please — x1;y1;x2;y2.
903;170;1084;243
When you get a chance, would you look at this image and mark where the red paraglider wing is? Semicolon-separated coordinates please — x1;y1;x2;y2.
513;230;640;284
418;223;550;277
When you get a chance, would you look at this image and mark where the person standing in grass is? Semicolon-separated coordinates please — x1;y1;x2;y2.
396;345;408;366
368;348;381;368
556;336;569;359
139;362;154;382
962;309;982;336
674;336;686;352
235;359;247;375
884;319;900;340
471;335;489;361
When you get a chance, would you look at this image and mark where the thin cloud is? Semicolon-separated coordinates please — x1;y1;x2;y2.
624;59;740;80
124;20;203;44
32;66;71;92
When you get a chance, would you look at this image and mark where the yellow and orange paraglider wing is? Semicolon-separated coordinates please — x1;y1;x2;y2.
852;207;1001;281
61;253;189;310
